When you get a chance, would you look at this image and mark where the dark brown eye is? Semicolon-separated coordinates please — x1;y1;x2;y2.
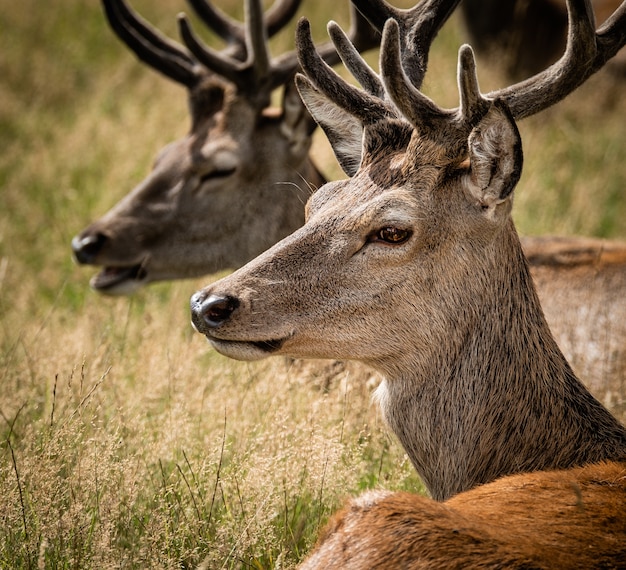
371;227;412;244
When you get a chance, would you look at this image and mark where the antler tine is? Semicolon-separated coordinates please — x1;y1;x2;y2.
379;19;450;132
595;1;626;66
244;0;271;82
186;0;246;48
257;4;381;97
490;0;626;120
178;14;246;88
327;21;384;98
296;18;390;125
178;6;281;108
264;0;304;37
342;3;382;56
291;4;380;73
352;0;462;88
380;22;491;146
457;45;491;125
103;0;199;87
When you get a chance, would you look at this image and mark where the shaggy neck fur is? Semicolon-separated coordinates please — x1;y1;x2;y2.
374;223;626;501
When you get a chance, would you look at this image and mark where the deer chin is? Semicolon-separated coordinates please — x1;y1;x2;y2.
90;264;149;296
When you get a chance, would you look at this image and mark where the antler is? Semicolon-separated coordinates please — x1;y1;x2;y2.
351;0;461;88
178;0;380;109
294;0;462;123
298;0;626;138
488;0;626;119
102;0;201;87
187;0;303;46
102;0;309;91
379;21;491;149
296;19;392;124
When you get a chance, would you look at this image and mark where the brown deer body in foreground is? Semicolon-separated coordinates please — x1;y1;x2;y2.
190;0;626;564
71;0;378;295
300;461;626;569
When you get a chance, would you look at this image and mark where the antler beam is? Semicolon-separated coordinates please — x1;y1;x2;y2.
489;0;626;119
179;2;380;108
102;0;200;87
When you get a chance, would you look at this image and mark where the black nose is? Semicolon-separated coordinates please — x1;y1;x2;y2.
72;232;107;265
190;292;240;333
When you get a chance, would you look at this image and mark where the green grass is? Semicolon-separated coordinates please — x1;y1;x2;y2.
0;0;624;568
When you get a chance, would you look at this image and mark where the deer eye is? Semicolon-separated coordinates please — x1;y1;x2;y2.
369;227;413;245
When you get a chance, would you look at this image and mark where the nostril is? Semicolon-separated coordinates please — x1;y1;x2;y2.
72;232;107;265
200;294;240;328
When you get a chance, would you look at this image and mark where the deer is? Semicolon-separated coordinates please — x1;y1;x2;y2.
71;0;626;421
71;0;379;296
190;0;626;565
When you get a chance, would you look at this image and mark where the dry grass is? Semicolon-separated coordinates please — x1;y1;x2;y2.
1;280;421;568
0;0;624;568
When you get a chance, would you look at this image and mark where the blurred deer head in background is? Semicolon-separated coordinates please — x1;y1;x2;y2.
71;0;378;295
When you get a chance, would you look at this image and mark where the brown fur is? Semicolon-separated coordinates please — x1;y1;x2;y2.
301;461;626;569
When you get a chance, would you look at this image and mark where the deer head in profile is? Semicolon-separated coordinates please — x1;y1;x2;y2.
71;0;378;295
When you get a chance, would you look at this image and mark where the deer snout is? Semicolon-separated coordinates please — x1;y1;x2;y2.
72;232;107;265
190;291;240;333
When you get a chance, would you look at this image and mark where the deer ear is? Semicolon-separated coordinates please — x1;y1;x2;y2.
464;99;523;210
295;74;363;177
280;78;318;158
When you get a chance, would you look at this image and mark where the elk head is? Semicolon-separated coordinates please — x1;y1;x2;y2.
71;0;378;295
190;0;625;367
189;18;525;370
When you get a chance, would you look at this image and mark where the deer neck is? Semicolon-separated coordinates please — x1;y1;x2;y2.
374;223;626;501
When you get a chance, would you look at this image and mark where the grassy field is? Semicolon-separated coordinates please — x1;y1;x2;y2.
1;0;625;568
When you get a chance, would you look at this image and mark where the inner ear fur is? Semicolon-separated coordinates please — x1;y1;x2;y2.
295;74;364;177
465;99;523;209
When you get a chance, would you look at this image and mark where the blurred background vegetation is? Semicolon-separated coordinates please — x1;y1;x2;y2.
0;0;624;568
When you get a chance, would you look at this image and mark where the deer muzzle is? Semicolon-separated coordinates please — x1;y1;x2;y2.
190;289;290;361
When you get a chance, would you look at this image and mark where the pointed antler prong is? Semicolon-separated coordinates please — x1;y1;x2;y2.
178;14;245;86
327;21;384;98
186;0;245;47
457;45;489;124
296;18;390;125
243;0;270;80
264;0;303;37
379;19;445;131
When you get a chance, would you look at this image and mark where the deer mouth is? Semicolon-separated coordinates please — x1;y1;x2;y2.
202;334;289;362
90;264;148;295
